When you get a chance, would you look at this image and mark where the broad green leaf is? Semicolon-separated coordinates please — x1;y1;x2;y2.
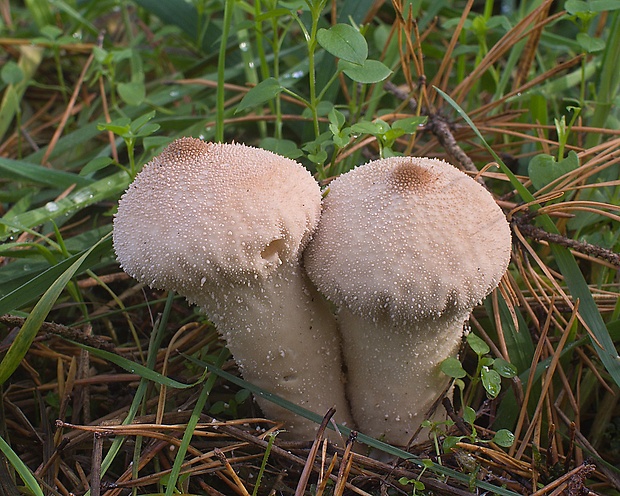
236;77;283;113
97;118;131;136
80;157;114;176
528;150;579;190
463;406;476;425
117;81;146;106
392;116;428;132
492;429;515;447
317;24;368;65
576;33;606;53
130;110;157;133
351;120;384;135
481;367;501;398
493;357;518;378
259;137;303;159
339;59;392;83
566;0;620;13
440;357;467;378
1;61;24;84
443;436;463;452
467;333;490;356
39;24;63;39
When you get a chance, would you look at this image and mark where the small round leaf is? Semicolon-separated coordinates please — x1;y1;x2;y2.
317;24;367;65
440;356;467;378
1;62;24;85
481;367;501;398
339;59;392;84
466;333;490;356
117;82;146;106
492;429;515;447
493;357;518;378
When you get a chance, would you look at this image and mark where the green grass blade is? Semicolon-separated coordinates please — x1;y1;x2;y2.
164;348;228;496
0;170;130;240
73;343;199;389
0;157;93;188
586;10;620;149
435;87;620;388
0;234;112;315
0;435;44;496
0;233;110;385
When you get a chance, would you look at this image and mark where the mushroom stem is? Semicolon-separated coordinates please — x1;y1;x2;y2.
336;307;464;445
188;262;354;438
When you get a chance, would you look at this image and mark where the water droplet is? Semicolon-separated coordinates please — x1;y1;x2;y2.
45;202;59;212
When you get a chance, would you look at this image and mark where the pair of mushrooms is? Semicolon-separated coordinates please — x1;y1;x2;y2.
113;137;512;445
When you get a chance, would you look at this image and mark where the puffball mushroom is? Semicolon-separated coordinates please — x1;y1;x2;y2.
113;137;354;439
304;156;512;445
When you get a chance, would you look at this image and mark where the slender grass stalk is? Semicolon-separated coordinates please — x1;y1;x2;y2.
216;0;236;142
164;348;229;496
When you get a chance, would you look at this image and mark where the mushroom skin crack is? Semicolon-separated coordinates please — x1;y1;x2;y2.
113;137;354;440
304;156;512;445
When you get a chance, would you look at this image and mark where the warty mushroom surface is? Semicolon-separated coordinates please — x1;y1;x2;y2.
113;137;354;439
304;156;512;445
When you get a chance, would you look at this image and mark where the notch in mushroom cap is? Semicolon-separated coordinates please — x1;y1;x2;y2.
114;137;354;439
304;156;512;445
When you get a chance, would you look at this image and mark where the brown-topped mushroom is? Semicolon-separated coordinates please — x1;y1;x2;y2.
304;156;512;445
113;137;354;439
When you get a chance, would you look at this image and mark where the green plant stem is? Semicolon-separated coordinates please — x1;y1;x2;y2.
216;0;235;143
251;432;277;496
305;0;328;140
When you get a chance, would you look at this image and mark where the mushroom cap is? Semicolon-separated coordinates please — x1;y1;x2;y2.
304;156;512;323
113;138;322;298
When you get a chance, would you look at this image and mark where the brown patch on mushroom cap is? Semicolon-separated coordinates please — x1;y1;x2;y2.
304;156;512;324
113;138;322;298
387;159;437;193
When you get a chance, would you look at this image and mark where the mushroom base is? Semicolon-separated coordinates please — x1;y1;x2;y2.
190;263;354;442
336;307;465;446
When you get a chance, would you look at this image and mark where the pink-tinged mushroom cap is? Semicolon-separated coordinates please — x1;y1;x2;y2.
114;137;321;297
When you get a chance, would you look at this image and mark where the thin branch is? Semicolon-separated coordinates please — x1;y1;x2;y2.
513;217;620;267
